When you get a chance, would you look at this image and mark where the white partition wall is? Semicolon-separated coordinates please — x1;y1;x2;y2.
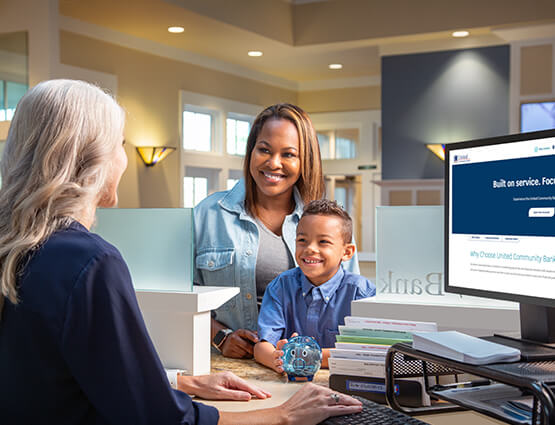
95;208;194;292
93;208;238;375
353;206;520;336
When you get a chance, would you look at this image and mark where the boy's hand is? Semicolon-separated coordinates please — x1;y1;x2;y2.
272;342;286;373
273;332;299;373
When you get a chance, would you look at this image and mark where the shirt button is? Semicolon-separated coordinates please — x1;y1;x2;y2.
302;292;306;297
325;296;330;301
207;260;215;267
246;293;253;300
246;250;253;256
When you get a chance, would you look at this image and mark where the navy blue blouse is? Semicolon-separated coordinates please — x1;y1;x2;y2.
0;222;219;425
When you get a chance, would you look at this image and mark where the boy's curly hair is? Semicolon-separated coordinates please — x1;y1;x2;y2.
301;199;352;243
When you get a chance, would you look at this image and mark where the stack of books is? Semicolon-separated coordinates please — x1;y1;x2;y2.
328;316;437;406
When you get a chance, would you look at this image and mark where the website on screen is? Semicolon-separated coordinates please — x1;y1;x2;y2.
449;137;555;299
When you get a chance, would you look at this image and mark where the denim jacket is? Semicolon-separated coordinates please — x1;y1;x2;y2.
193;179;360;331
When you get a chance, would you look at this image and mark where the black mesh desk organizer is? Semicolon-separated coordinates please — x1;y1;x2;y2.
385;342;555;425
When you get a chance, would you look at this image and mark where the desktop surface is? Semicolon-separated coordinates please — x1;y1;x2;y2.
205;353;504;425
484;335;555;361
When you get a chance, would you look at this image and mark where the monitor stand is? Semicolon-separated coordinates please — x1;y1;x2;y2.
487;303;555;361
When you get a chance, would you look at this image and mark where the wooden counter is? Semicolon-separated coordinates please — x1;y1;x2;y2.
210;351;329;386
201;352;503;424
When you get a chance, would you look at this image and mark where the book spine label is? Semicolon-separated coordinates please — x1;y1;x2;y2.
334;342;390;352
329;358;386;378
344;316;437;332
329;349;386;361
336;335;412;345
339;326;413;339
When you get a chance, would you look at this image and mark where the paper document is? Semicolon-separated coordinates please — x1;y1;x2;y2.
413;331;521;365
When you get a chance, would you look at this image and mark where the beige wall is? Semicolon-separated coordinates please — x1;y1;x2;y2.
29;17;555;211
58;30;381;208
168;0;295;45
298;86;380;113
60;31;297;208
520;44;553;96
294;0;555;45
510;40;555;133
0;122;9;140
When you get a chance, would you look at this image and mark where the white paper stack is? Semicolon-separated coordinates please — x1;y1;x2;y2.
344;316;438;333
412;331;521;365
329;316;438;375
329;317;437;407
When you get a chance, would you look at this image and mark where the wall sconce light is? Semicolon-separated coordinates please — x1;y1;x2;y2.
136;146;175;166
426;144;445;161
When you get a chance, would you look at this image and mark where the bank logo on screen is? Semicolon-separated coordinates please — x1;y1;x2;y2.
453;153;470;163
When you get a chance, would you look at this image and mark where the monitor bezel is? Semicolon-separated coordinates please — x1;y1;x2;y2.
444;128;555;308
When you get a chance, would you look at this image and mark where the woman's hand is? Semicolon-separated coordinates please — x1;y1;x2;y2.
178;371;271;401
281;383;362;424
221;329;259;358
218;383;362;425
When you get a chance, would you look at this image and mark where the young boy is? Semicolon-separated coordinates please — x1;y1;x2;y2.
254;199;376;373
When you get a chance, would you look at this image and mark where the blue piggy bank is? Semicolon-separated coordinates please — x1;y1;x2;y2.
282;336;322;382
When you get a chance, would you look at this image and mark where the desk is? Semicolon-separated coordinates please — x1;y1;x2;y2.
200;353;503;424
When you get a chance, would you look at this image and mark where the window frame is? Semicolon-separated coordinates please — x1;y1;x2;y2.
182;105;217;153
226;112;253;157
310;110;381;255
183;175;208;208
179;90;261;208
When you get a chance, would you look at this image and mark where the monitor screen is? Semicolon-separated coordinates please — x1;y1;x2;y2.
445;129;555;309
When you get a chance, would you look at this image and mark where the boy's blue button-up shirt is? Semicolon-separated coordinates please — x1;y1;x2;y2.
257;266;375;348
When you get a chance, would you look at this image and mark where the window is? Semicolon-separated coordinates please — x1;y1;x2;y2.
334;186;347;209
0;32;28;122
180;91;261;207
183;176;208;208
311;110;380;253
317;132;331;160
521;101;555;132
317;128;358;159
226;116;250;156
183;110;212;152
335;129;357;159
0;80;28;121
328;175;360;246
226;179;238;190
226;169;242;190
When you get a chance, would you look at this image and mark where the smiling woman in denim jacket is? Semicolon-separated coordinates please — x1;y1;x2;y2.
194;103;359;359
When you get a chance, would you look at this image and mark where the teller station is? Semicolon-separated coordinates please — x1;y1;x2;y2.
94;128;555;425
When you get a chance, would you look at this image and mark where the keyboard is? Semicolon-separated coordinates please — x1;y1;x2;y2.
319;395;430;425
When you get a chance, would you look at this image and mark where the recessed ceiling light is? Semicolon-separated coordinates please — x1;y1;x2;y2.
248;51;263;57
452;30;470;38
168;26;184;34
329;63;343;70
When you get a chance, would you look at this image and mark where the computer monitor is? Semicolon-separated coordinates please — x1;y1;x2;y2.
445;129;555;346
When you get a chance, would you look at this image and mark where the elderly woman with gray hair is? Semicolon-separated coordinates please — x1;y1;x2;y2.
0;79;361;425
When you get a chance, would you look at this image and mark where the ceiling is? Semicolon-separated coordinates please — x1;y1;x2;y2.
58;0;555;86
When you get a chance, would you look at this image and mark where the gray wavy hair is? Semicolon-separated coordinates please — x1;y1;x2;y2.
0;79;125;315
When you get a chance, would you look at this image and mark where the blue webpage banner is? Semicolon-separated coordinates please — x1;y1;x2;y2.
452;154;555;237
